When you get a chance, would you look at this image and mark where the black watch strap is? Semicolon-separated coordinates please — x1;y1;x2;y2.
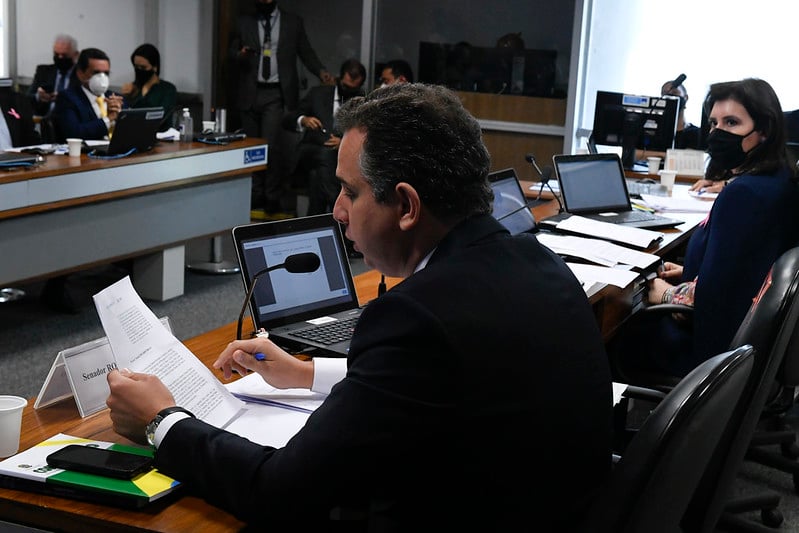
146;406;195;446
156;406;195;420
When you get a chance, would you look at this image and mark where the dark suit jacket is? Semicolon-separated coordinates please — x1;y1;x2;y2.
154;215;613;530
282;84;336;146
229;8;325;110
52;83;110;142
0;89;41;147
26;64;75;116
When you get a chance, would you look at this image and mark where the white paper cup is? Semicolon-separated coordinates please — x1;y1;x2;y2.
66;138;83;158
202;120;216;133
0;395;27;457
659;169;677;192
647;156;661;175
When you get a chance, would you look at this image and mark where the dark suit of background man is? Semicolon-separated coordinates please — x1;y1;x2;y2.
283;58;365;216
229;0;334;216
27;34;79;118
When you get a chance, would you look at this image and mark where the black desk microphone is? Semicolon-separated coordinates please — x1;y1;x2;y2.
236;252;321;340
525;153;564;213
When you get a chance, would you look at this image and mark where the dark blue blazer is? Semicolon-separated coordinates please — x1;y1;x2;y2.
52;82;110;142
153;215;613;530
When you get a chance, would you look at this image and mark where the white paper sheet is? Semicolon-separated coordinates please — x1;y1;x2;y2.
566;263;640;289
93;276;244;429
537;233;660;269
556;215;664;249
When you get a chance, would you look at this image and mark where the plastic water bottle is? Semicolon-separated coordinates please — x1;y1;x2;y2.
179;108;193;142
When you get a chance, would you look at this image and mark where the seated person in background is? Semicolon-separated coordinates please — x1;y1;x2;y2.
636;78;703;163
378;58;414;87
27;34;79;118
106;83;613;531
120;43;177;131
282;58;365;216
609;78;799;379
0;81;41;148
53;47;124;142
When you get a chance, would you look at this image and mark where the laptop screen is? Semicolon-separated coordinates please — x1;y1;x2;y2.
553;154;632;214
233;214;360;329
489;168;536;234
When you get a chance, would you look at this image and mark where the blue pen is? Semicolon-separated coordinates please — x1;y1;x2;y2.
254;352;266;361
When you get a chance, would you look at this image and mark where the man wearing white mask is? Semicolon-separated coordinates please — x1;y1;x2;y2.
53;47;123;141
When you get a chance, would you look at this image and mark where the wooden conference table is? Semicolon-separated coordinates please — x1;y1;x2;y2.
0;200;701;531
0;138;266;300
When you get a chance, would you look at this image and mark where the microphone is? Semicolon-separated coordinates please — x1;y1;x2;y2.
236;252;321;340
670;73;687;89
378;274;387;296
525;153;565;213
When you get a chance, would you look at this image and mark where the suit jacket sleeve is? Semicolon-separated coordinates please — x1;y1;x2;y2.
292;15;325;78
27;65;54;116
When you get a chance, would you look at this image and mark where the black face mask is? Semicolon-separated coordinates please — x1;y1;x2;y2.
254;1;276;17
706;128;756;170
134;67;155;87
339;83;362;100
53;55;73;73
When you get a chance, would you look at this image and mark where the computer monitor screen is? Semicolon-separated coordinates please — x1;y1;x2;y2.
591;90;679;168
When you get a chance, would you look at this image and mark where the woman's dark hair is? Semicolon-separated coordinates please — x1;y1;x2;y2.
703;78;791;179
130;43;161;72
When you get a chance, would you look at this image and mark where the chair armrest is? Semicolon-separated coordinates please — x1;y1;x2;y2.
622;385;668;403
640;303;695;315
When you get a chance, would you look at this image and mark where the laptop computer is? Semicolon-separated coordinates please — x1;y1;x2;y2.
539;153;683;230
90;107;164;156
232;214;363;357
0;151;39;168
489;168;538;234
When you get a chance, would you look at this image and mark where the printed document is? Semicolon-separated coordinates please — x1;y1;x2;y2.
93;276;244;429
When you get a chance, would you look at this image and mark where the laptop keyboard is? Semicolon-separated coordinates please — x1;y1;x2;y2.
292;316;358;345
599;210;659;224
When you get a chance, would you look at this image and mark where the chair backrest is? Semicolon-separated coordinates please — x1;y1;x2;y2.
579;345;754;533
684;245;799;530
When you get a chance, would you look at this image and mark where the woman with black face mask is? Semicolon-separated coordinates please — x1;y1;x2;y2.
609;77;799;379
120;43;177;131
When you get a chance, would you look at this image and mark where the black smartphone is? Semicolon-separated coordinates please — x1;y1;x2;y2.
46;445;153;479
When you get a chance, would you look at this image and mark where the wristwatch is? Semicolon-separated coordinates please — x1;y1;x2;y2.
145;406;195;446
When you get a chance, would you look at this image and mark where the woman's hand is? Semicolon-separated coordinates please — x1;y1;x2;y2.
648;277;674;305
659;261;683;280
690;178;725;194
213;337;314;390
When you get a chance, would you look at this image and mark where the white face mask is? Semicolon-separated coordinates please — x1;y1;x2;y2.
88;72;109;96
379;83;388;89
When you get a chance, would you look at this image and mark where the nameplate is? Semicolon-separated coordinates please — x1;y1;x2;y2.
35;316;172;417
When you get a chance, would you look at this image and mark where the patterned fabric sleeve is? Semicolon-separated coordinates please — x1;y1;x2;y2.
661;277;697;306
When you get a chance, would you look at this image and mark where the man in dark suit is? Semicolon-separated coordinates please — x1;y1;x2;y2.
106;83;613;530
229;0;334;216
26;34;79;118
53;47;123;142
283;58;365;216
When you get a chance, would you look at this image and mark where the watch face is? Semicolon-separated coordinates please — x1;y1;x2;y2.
145;416;161;446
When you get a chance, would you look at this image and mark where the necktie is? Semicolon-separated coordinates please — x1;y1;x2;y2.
261;18;272;81
96;95;107;118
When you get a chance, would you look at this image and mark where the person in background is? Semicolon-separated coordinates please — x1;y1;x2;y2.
27;34;79;118
106;83;613;530
377;59;413;87
120;43;177;131
282;58;365;216
53;47;124;142
636;78;703;164
0;82;41;148
610;78;799;378
229;0;334;218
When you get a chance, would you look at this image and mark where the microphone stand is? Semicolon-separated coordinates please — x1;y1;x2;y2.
237;262;286;340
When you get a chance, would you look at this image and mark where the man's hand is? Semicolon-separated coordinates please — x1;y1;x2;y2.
107;369;176;445
106;94;124;121
319;69;334;86
37;87;56;103
214;337;314;390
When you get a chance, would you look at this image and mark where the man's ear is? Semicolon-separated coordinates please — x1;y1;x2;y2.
394;182;421;231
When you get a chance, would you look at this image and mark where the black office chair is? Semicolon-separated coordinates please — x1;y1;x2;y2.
611;245;799;530
579;345;755;532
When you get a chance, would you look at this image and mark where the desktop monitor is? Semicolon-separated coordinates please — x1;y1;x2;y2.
591;90;680;169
